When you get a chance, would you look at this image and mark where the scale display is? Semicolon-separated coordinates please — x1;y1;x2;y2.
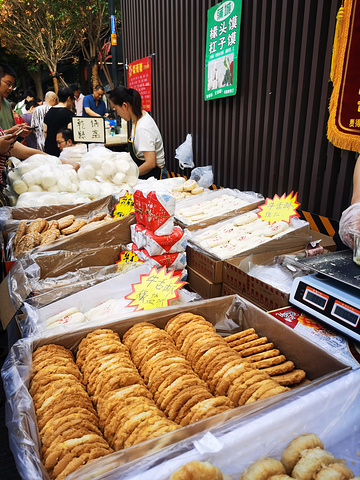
290;273;360;342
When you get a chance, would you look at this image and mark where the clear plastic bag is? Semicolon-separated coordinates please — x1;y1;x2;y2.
190;165;214;188
175;134;195;170
339;202;360;249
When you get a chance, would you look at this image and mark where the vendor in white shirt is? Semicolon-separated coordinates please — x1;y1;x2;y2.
109;86;167;180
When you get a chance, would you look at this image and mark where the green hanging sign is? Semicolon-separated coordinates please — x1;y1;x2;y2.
204;0;242;101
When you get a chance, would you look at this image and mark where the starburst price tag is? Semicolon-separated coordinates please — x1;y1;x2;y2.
257;192;300;225
113;192;134;219
116;251;143;271
125;266;186;311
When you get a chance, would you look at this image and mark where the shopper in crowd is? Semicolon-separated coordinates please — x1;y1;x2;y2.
20;100;38;149
82;84;108;117
44;86;75;156
109;86;167;180
70;83;84;116
56;127;76;152
31;91;58;151
11;101;24;126
0;63;17;130
14;88;35;115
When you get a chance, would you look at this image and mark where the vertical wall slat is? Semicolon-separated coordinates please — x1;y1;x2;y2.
120;0;356;221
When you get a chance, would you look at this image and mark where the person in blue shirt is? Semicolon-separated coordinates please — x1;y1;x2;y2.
82;85;108;117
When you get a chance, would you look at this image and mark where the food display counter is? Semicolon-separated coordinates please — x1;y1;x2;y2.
0;176;359;480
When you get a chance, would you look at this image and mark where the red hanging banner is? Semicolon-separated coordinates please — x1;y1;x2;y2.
328;0;360;151
128;56;152;111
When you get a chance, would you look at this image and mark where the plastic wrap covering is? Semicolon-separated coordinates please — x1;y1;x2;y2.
13;191;93;208
0;194;119;234
74;370;360;480
59;144;87;163
5;209;136;261
339;202;360;250
186;213;310;260
78;180;125;200
237;252;310;295
18;262;153;337
5;154;81;202
0;295;353;480
77;146;139;189
174;189;264;228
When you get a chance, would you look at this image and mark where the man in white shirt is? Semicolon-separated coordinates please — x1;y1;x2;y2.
70;84;84;116
31;91;58;151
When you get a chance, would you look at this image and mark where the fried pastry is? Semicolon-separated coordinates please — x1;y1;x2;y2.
61;218;87;235
281;434;324;474
240;457;286;480
169;460;228;480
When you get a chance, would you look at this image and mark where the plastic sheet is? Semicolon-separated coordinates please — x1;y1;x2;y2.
175;188;264;228
189;165;214;189
77;146;139;189
0;295;352;480
18;262;153;337
175;133;194;170
6;154;80;197
87;370;360;480
187;214;309;261
339;202;360;249
239;253;309;294
5;206;136;261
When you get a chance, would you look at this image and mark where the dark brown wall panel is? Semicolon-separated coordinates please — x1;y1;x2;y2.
121;0;356;221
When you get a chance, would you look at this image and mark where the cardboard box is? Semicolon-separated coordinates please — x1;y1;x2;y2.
2;295;350;480
175;189;264;230
0;195;118;234
222;249;305;311
188;219;311;262
310;230;337;252
0;243;128;330
186;245;223;283
187;266;222;299
5;211;135;261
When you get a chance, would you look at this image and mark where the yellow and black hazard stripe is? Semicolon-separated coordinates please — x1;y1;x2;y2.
298;210;339;236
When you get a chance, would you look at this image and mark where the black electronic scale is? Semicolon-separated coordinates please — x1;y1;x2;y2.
290;250;360;342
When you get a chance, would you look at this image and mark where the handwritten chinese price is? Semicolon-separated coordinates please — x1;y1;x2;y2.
113;192;134;219
117;251;142;266
257;192;300;225
125;267;186;311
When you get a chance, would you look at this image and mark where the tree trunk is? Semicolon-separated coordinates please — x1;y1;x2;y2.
52;76;59;94
29;68;43;100
91;62;100;88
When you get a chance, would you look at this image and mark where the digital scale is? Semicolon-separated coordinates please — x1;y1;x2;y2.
290;250;360;342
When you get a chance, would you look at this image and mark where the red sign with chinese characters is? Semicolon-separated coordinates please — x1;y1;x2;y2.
128;56;152;111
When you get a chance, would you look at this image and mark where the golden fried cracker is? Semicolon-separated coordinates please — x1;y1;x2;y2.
228;334;259;348
251;354;287;370
224;328;256;343
166;384;211;422
271;369;306;386
238;342;275;357
245;379;281;404
57;214;75;230
244;348;281;363
174;390;214;425
231;336;269;352
260;360;295;376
